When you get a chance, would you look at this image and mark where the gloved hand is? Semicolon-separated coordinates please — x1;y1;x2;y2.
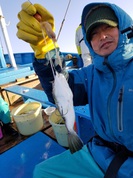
16;1;58;59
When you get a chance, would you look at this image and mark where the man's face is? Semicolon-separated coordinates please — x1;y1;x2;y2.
90;24;119;57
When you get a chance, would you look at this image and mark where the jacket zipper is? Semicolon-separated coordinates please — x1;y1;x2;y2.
117;87;124;131
103;57;117;137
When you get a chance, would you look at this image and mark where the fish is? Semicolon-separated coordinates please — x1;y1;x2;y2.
41;21;84;153
52;71;84;154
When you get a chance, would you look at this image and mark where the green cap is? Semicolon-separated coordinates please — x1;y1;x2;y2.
84;5;118;41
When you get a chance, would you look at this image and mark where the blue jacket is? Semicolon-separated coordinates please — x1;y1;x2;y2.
80;2;133;177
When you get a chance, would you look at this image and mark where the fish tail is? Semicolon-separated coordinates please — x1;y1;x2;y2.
68;131;84;154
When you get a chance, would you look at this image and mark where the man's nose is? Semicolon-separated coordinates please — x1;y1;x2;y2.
99;32;108;40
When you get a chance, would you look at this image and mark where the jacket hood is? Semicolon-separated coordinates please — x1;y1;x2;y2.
81;2;133;72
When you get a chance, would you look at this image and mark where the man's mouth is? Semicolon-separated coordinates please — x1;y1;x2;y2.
101;41;112;49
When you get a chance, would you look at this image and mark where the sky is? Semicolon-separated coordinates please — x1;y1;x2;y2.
0;0;133;55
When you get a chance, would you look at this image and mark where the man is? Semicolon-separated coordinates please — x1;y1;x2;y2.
17;2;133;177
75;24;92;67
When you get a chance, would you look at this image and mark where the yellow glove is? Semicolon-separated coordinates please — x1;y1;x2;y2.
16;1;58;59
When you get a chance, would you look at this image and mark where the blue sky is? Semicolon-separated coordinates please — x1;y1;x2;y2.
0;0;133;55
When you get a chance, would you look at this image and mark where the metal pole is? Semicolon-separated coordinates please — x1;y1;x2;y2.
0;43;6;68
0;6;17;68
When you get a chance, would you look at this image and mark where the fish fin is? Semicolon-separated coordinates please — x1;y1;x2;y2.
68;132;84;154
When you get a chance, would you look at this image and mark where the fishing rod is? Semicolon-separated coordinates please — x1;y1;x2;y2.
56;0;71;41
27;0;72;41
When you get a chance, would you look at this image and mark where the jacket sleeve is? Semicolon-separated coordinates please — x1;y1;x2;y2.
75;25;82;55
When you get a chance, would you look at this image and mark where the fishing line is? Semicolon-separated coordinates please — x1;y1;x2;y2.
41;30;69;124
41;29;56;78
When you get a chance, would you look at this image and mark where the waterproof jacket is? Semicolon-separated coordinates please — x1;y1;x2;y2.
80;2;133;177
81;1;133;149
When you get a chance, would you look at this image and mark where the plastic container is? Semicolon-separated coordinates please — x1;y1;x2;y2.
12;102;44;136
44;107;56;116
49;109;68;147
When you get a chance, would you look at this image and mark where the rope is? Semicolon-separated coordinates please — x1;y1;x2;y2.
56;0;71;41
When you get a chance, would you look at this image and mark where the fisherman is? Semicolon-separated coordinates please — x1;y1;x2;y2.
75;23;92;67
0;96;18;137
17;2;133;178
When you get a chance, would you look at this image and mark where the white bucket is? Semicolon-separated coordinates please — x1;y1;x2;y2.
12;102;44;136
49;109;68;147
